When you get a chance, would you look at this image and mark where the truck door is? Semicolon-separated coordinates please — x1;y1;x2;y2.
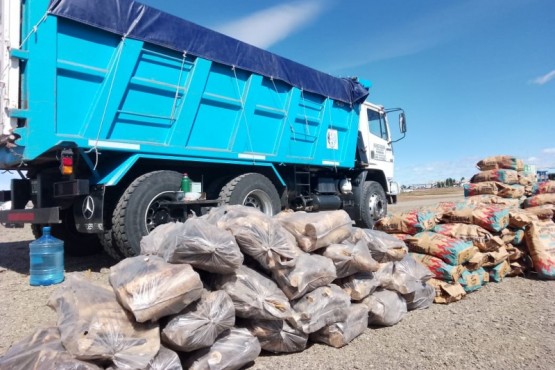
359;104;394;179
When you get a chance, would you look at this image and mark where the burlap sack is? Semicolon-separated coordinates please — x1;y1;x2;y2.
472;205;510;233
518;171;537;186
486;260;511;282
496;183;526;199
522;194;555;208
522;205;555;220
406;232;477;265
410;253;464;282
509;208;540;228
433;223;500;252
524;220;555;279
428;278;466;304
465;195;521;208
505;244;525;261
374;209;439;235
476;155;524;171
441;207;474;225
465;251;487;271
482;246;510;267
500;228;525;245
471;169;519;185
463;181;498;197
533;180;555;195
458;268;488;293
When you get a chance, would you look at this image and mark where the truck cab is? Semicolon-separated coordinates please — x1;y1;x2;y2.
358;102;406;203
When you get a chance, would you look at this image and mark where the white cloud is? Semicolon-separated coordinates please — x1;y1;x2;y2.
527;156;538;163
531;70;555;85
327;0;527;71
542;148;555;154
215;1;326;49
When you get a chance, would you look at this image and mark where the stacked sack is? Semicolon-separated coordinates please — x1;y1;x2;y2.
375;155;555;305
0;206;436;369
374;208;480;304
466;155;555;280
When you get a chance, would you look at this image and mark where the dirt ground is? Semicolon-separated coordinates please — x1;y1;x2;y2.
1;190;554;369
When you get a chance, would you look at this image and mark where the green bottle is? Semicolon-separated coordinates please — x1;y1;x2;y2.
181;173;192;192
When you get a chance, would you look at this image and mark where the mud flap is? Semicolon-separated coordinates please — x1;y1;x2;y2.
74;186;105;233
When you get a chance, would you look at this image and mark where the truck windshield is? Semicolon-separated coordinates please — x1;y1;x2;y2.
367;109;388;140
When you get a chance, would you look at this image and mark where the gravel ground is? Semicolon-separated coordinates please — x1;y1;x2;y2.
1;195;554;369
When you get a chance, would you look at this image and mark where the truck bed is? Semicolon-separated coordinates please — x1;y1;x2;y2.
1;0;367;179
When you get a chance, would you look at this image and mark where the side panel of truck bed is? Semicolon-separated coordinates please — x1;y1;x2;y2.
2;0;360;173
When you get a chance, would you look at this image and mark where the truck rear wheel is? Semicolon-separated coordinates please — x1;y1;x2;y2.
31;210;102;256
358;181;387;228
99;229;125;261
112;170;182;257
219;173;281;216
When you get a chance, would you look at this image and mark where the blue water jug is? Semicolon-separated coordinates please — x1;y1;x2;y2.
29;226;64;286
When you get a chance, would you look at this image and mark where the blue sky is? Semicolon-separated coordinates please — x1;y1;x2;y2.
1;0;554;189
141;0;555;185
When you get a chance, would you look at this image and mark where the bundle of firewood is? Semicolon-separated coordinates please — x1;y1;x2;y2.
2;207;437;369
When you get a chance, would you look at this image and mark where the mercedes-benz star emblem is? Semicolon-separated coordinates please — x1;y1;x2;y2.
82;196;95;220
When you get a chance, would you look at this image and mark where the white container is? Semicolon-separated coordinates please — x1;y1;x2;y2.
184;192;201;201
192;182;202;193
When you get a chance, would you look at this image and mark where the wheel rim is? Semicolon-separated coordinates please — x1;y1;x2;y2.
243;189;273;215
368;192;385;220
145;191;175;233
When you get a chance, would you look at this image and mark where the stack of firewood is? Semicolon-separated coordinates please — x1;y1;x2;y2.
1;207;434;370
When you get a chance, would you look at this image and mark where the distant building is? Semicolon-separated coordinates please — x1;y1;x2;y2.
537;167;555;181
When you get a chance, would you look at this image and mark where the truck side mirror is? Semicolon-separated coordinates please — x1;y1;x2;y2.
399;112;407;133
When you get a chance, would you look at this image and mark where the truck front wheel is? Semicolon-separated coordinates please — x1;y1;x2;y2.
112;170;182;257
358;181;388;228
219;173;281;216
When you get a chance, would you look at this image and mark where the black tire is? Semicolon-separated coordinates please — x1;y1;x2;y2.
99;229;125;261
31;210;102;256
358;181;388;228
218;173;281;216
112;170;182;257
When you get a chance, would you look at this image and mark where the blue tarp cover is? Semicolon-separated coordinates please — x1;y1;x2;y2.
47;0;369;105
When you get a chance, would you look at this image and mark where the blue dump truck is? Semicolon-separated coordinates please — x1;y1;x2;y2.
0;0;406;258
